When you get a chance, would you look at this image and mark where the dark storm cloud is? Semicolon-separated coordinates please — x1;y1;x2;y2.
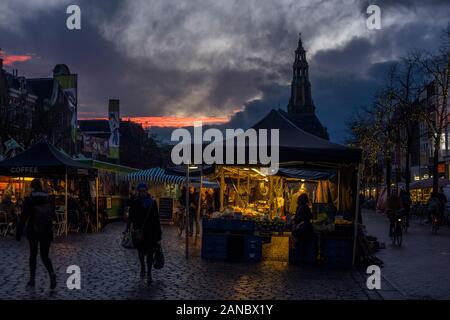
1;0;449;143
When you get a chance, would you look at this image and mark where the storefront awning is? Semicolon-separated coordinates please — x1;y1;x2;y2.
410;178;450;190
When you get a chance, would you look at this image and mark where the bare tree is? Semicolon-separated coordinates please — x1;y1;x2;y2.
389;57;425;192
414;24;450;193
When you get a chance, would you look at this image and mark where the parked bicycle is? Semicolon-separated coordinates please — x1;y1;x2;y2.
174;206;186;237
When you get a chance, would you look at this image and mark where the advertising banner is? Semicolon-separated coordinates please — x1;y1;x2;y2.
82;133;109;157
55;74;78;145
108;99;120;159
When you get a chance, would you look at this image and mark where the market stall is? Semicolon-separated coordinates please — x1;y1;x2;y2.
0;140;98;235
76;159;138;220
126;167;186;221
196;110;362;267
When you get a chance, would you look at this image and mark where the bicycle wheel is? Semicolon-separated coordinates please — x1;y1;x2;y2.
432;223;438;234
395;233;402;246
177;214;185;237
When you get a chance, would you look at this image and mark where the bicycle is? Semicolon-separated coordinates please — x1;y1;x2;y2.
391;214;403;247
431;214;440;235
174;206;186;237
402;214;409;233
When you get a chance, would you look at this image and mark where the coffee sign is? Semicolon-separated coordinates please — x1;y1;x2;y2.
10;167;38;174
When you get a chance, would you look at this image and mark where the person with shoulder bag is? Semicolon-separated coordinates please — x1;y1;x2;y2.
127;182;162;285
16;179;57;289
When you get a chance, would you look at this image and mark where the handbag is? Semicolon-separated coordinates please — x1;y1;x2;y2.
121;230;135;249
153;244;165;269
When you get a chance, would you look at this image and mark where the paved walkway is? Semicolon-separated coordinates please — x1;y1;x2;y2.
362;209;450;300
0;221;373;300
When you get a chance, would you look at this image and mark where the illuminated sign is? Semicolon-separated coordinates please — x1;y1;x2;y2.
10;167;38;174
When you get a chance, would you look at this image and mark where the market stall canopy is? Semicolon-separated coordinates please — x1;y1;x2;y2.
189;177;220;188
277;168;336;180
251;110;361;164
0;140;97;177
410;178;450;190
165;165;215;176
125;167;185;184
76;158;138;174
179;109;361;166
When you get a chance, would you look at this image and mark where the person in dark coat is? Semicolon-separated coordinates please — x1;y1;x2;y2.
16;179;57;289
293;193;315;262
128;182;162;285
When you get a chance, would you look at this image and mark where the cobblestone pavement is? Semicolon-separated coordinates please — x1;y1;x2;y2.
363;209;450;300
0;221;374;300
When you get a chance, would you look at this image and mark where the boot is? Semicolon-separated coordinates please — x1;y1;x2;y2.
50;273;57;290
147;270;152;285
27;278;35;287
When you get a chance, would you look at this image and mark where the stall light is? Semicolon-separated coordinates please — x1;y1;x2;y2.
12;177;34;181
243;168;250;171
188;166;198;170
251;168;266;177
301;179;306;182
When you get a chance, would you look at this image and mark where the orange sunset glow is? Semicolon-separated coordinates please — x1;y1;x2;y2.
79;116;230;128
0;50;33;65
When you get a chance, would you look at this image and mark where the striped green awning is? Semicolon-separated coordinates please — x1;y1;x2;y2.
125;167;185;185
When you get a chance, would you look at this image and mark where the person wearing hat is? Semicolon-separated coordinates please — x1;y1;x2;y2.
127;182;162;285
16;178;57;289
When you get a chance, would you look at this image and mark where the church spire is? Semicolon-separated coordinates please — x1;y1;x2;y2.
287;33;315;114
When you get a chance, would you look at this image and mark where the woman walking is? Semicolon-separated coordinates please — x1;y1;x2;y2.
128;182;162;285
16;179;56;289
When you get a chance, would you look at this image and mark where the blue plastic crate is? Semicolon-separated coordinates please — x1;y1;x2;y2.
202;233;228;260
244;235;262;262
289;239;317;265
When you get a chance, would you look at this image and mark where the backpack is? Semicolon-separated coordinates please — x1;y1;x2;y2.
33;200;54;233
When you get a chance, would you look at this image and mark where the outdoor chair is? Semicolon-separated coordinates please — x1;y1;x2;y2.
54;210;66;236
0;211;13;237
83;210;96;233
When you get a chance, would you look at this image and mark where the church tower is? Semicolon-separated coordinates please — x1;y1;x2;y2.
287;33;315;114
284;33;329;140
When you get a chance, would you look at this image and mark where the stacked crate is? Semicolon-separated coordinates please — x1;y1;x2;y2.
323;238;353;267
201;219;262;262
288;237;318;265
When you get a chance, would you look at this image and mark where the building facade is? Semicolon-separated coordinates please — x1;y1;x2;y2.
0;59;76;157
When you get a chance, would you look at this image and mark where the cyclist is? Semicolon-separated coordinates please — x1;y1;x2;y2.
399;189;411;229
427;192;441;227
386;194;402;237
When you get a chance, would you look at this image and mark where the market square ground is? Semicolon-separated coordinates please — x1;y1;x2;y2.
1;209;448;300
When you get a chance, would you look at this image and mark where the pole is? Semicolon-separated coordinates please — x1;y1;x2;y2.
65;173;68;236
237;169;240;207
352;164;362;266
220;168;225;211
96;176;99;232
196;166;203;236
185;164;190;259
337;167;341;212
